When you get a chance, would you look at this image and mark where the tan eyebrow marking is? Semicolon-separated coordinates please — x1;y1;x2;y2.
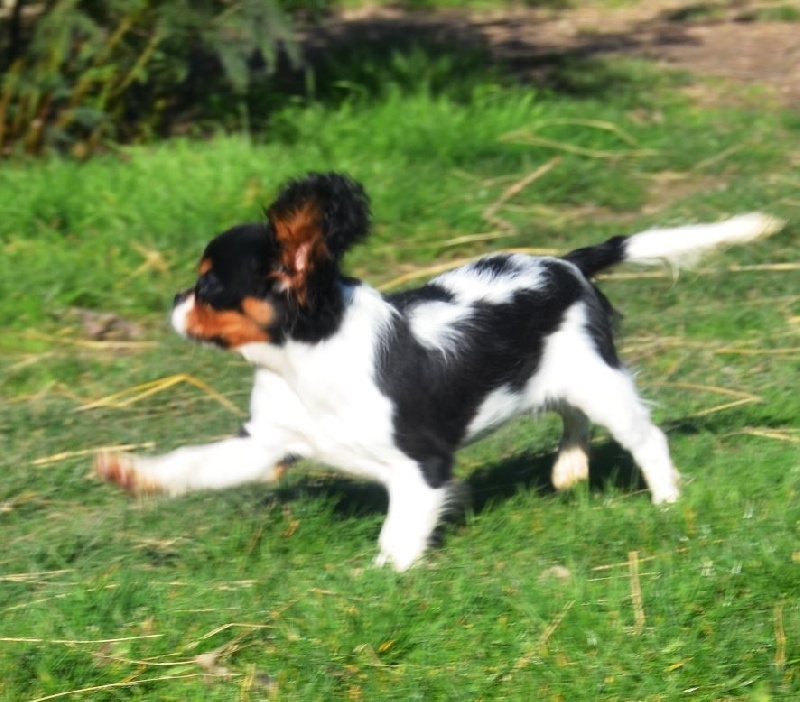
185;303;272;348
241;297;274;326
198;258;212;275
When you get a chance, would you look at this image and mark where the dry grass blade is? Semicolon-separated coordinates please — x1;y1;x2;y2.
182;622;275;652
588;571;659;583
599;270;670;280
128;242;171;278
774;601;786;668
437;231;514;250
533;118;644;147
378;247;560;291
690;142;749;172
511;599;575;672
27;673;217;702
727;262;800;272
726;428;800;444
76;374;244;416
537;599;575;649
0;569;73;583
378;258;482;291
32;443;155;467
500;130;656;159
23;331;155;350
592;555;657;572
0;634;163;645
690;397;761;418
629;551;646;635
649;382;762;402
715;347;800;356
482;159;561;232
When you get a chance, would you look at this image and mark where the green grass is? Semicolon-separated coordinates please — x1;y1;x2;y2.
2;48;799;701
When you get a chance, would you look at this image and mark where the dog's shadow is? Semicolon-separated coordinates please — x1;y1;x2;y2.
267;438;649;523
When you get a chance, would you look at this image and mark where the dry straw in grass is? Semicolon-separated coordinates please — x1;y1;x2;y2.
628;551;646;635
27;673;220;702
481;158;562;233
378;247;560;291
501;118;657;159
774;601;787;669
0;569;73;583
32;443;155;467
23;330;155;351
77;374;244;416
510;599;575;674
726;428;800;444
0;634;163;645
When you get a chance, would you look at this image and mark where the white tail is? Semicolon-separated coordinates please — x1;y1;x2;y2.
624;213;785;268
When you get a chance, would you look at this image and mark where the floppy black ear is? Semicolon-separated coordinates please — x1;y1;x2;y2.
265;172;371;304
267;172;371;261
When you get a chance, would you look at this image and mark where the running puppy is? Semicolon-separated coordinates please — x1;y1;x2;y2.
95;172;782;570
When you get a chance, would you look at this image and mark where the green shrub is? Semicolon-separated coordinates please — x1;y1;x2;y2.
0;0;299;156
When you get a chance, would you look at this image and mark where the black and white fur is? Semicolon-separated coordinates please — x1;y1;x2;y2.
95;173;782;571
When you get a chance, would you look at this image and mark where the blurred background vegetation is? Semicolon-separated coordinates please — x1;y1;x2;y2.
0;0;585;156
0;0;311;155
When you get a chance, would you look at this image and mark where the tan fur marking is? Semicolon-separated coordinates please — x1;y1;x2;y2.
241;297;274;326
185;301;271;347
269;200;328;304
94;453;160;495
198;258;213;275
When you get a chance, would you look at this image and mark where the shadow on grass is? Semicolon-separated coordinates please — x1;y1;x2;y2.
273;7;705;109
269;438;648;524
155;3;710;136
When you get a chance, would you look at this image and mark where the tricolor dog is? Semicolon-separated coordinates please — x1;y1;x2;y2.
96;172;782;570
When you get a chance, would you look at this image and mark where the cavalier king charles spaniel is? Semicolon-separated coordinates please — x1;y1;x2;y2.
96;172;781;570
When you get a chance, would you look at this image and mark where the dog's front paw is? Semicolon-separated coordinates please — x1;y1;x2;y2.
650;468;681;505
94;452;160;495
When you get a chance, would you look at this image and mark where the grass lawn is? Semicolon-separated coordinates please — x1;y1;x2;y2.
1;35;799;702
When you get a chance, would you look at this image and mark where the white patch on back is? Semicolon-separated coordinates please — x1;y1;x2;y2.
408;301;469;355
434;254;546;304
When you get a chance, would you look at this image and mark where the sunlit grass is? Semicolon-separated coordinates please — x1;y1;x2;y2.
1;49;799;701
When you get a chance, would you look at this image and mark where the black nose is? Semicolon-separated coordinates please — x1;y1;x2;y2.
173;290;189;307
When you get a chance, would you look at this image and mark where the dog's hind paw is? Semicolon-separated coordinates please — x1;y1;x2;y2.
551;446;590;491
94;452;160;495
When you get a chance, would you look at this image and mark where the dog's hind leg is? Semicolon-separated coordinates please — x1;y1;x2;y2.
551;407;591;491
565;363;680;505
375;463;449;572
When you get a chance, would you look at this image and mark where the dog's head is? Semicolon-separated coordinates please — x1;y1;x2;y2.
171;172;371;349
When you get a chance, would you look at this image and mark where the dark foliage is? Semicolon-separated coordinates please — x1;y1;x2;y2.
0;0;301;155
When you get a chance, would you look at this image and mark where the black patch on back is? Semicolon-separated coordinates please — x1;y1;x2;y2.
384;284;454;312
469;254;519;277
563;235;626;278
377;262;588;488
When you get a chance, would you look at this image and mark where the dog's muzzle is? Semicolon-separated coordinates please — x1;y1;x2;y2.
170;290;194;337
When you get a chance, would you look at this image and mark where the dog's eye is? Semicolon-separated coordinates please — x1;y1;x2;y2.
195;273;222;302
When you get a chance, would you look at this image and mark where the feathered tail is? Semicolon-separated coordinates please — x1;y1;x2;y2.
563;213;784;278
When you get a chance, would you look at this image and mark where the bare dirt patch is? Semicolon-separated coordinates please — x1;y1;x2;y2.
316;1;800;107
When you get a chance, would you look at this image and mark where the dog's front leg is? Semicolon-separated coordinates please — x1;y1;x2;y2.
94;436;290;496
